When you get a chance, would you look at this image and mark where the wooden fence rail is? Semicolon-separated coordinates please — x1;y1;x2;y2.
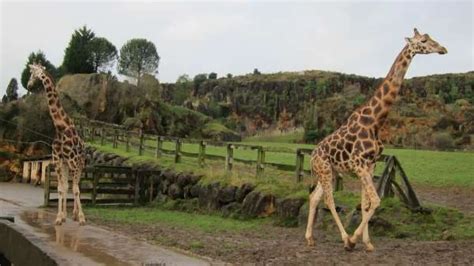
76;121;422;209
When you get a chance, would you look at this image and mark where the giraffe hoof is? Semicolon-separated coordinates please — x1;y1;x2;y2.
365;243;375;252
79;220;86;226
344;238;356;251
306;238;315;247
55;218;63;226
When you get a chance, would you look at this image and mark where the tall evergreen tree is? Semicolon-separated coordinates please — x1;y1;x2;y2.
62;25;96;73
5;78;19;102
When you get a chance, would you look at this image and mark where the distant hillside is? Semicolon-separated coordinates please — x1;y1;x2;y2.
161;70;474;150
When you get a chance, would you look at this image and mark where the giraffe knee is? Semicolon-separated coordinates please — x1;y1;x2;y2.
371;196;381;209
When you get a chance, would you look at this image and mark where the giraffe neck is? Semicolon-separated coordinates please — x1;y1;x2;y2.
369;44;415;127
40;75;73;131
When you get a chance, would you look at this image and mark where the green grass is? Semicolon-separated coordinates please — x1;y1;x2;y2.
101;134;474;188
85;205;266;233
243;131;304;143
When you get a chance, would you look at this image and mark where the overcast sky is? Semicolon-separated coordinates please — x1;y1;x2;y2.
1;0;473;96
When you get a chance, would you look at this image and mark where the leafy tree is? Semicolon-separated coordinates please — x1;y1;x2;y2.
118;38;160;85
192;74;208;96
173;74;192;105
4;78;19;102
20;51;58;93
89;37;118;72
1;95;7;104
62;26;96;74
208;72;218;79
226;73;233;79
253;68;261;75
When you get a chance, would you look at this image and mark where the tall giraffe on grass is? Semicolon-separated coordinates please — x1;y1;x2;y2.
305;29;447;251
27;63;86;225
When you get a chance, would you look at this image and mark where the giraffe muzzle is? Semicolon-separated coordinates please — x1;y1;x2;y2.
438;47;448;54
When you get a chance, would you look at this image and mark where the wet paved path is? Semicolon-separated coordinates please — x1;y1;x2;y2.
0;182;211;265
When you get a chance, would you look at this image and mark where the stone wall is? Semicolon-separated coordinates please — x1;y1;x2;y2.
86;147;306;222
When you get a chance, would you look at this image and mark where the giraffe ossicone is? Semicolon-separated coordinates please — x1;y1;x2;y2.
305;28;447;251
28;63;86;226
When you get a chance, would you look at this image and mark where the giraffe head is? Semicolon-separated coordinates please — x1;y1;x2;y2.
27;63;47;89
405;28;448;55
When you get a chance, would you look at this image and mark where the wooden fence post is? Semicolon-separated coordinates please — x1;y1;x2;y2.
226;144;234;172
92;170;98;206
198;140;206;167
155;136;163;158
90;126;95;142
112;129;118;148
295;150;304;182
125;133;130;152
134;170;140;205
256;147;265;177
175;139;182;163
138;132;144;156
100;128;105;146
43;165;51;207
335;175;343;191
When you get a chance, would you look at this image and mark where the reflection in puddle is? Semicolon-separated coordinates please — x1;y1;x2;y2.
18;210;208;265
20;210;128;266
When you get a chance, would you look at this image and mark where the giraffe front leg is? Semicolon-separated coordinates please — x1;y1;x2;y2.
305;183;324;246
55;167;65;225
361;187;375;252
72;169;86;226
350;168;380;250
61;165;69;223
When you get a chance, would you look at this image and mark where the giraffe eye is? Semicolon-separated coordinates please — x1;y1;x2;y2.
421;39;427;43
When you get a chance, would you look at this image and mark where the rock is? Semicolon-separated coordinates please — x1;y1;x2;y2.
162;170;177;183
198;182;220;210
177;173;191;187
276;198;305;220
111;156;128;166
183;185;193;199
241;191;275;218
168;183;183;199
190;184;201;198
235;183;254;202
104;153;119;162
217;186;237;204
160;179;170;194
221;202;242;217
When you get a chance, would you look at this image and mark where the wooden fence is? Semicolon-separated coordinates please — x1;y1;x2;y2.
43;164;160;207
74;118;422;210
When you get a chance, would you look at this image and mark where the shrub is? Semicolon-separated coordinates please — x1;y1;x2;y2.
432;132;455;150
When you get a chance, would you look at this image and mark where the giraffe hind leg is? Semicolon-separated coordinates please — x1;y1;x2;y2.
305;182;324;246
53;162;65;225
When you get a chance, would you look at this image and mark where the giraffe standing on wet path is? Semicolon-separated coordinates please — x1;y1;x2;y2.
27;63;86;225
305;28;447;251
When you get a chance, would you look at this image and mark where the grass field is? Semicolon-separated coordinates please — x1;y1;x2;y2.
93;134;474;188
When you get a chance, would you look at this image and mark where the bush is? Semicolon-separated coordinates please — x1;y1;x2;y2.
432;132;455;150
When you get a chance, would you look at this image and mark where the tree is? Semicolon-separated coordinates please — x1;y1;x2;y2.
4;78;19;102
226;73;233;79
89;37;117;72
208;72;218;79
20;51;58;93
62;25;96;74
253;68;261;75
192;74;208;96
118;38;160;85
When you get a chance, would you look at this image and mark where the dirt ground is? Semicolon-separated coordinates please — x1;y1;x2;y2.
89;215;474;265
88;183;474;265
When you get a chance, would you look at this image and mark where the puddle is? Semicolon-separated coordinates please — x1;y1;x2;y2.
19;210;209;265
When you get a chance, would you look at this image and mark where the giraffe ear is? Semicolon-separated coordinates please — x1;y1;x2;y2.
405;37;413;44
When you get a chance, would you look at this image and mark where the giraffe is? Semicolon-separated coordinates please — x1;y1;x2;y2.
305;28;447;251
27;63;86;226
